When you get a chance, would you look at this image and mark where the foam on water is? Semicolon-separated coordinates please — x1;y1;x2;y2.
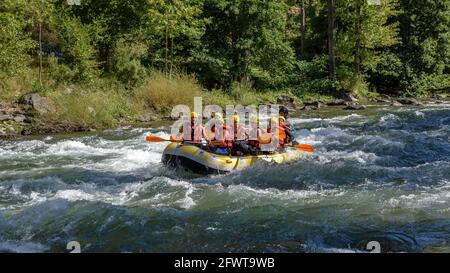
0;105;449;252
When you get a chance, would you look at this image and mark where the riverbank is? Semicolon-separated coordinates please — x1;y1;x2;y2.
0;89;448;139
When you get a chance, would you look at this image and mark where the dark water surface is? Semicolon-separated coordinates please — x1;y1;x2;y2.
0;105;449;253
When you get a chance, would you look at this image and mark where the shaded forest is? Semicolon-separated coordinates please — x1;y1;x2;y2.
1;0;449;110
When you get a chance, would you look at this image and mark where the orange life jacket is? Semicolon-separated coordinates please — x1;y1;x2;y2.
267;126;287;147
211;124;233;148
182;122;204;143
247;128;264;149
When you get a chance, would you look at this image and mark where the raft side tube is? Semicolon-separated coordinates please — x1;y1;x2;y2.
161;143;302;174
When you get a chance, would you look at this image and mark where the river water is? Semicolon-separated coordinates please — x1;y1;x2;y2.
0;105;449;253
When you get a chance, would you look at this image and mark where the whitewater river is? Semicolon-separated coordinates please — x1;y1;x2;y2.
0;105;449;253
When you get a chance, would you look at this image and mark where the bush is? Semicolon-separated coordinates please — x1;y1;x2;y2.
291;55;333;97
55;14;98;83
46;88;134;128
134;71;203;111
111;38;148;87
404;73;450;97
0;12;35;77
337;66;375;98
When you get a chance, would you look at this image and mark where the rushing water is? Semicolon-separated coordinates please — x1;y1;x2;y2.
0;105;449;253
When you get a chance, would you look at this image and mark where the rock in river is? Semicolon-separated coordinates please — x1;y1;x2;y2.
396;98;420;106
344;104;367;110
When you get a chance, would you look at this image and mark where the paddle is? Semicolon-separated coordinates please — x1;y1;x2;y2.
146;135;181;143
290;143;315;153
146;135;314;152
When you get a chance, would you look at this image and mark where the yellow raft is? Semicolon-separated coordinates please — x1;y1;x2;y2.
162;143;302;174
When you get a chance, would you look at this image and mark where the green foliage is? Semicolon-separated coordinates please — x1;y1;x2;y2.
134;71;204;112
0;11;34;77
111;38;148;87
54;13;98;83
146;0;208;73
197;0;296;89
395;0;450;95
291;55;332;96
46;87;135;128
1;0;450;128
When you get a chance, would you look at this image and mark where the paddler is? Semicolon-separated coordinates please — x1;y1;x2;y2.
230;114;254;155
246;116;266;155
267;116;293;151
279;106;298;145
209;113;233;155
179;112;210;145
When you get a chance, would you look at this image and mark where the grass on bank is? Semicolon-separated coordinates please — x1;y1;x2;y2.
0;69;335;130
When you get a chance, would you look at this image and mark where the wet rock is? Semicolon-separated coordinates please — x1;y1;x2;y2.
397;98;419;105
326;99;348;106
339;92;358;102
391;101;403;107
376;98;391;104
21;128;33;136
344;104;367;110
13;115;27;123
433;93;447;100
19;93;51;114
0;113;14;122
301;101;323;111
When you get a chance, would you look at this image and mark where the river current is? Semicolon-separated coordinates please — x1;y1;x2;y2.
0;105;449;252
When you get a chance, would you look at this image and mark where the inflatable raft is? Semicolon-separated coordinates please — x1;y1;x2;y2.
162;142;303;174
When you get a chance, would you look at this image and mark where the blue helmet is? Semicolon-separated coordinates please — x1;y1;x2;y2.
279;106;289;117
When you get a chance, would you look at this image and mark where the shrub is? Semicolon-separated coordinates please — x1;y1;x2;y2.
111;38;148;87
46;88;134;128
134;71;203;112
55;14;98;83
0;12;35;77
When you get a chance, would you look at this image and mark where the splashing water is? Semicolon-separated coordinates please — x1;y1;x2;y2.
0;105;449;253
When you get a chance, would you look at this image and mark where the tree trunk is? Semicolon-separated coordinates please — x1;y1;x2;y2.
170;36;174;78
39;21;43;86
165;24;169;78
355;0;362;74
300;0;306;56
327;0;336;84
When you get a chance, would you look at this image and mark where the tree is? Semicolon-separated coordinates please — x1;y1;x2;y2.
198;0;296;89
300;0;306;56
334;0;400;94
0;9;35;78
146;0;207;78
395;0;450;95
1;0;54;85
327;0;336;85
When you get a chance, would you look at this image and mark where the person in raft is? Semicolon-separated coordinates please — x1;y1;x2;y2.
266;116;292;151
279;106;298;145
246;116;267;155
178;112;210;146
209;113;233;155
230;114;257;155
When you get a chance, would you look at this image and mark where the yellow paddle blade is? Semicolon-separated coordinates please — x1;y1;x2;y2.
294;144;315;153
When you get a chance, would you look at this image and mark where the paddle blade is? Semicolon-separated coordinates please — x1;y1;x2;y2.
146;135;167;142
294;144;315;153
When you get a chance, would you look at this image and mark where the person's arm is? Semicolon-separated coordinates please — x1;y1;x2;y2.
287;121;297;135
202;127;210;143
